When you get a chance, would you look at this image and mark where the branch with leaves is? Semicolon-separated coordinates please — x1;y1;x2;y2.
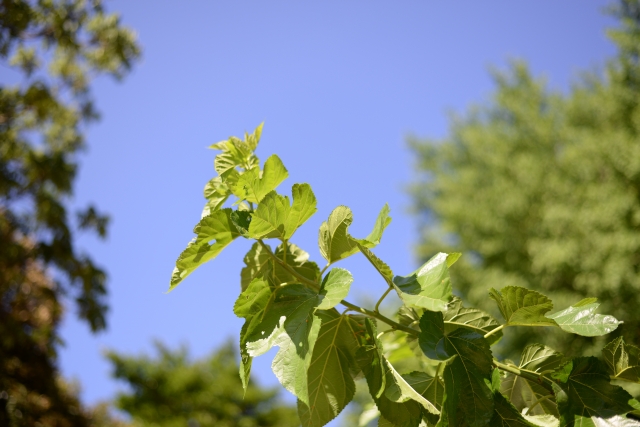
169;124;640;427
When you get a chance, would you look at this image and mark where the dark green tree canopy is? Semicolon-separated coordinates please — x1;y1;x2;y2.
409;0;640;355
1;0;139;331
105;342;300;427
0;1;139;425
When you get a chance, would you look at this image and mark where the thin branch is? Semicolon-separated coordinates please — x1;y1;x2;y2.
524;394;554;415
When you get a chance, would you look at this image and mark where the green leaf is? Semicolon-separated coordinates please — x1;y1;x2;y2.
271;311;321;405
247;184;317;240
500;344;563;417
489;391;536;427
169;208;240;291
357;203;392;248
552;357;636;427
356;242;394;282
284;183;318;240
393;252;454;312
234;278;274;393
319;204;392;265
489;286;556;327
547;298;622;337
203;176;230;213
240;242;320;291
355;319;427;427
298;310;366;427
317;268;353;310
318;206;359;264
242;284;321;404
230;210;251;237
602;337;640;383
244;285;318;357
443;297;503;345
419;311;494;427
385;361;440;415
521;415;559;427
246;122;263;151
231;154;289;203
403;371;445;416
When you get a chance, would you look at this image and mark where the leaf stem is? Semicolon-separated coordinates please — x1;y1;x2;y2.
484;324;505;339
492;359;554;393
257;239;418;336
374;286;393;314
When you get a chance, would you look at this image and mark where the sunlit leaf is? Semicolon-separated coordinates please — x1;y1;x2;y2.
248;184;317;240
602;337;640;383
489;287;556;327
232;154;288;203
298;310;366;427
547;298;622;337
169;208;240;291
393;253;454;312
317;268;353;310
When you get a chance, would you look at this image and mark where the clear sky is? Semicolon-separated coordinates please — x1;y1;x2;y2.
59;1;616;424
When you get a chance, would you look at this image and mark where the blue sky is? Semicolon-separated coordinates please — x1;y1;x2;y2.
59;1;616;423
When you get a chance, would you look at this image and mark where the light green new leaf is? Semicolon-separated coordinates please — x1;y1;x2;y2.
443;297;503;345
603;337;640;383
248;184;317;240
202;176;230;215
169;208;240;291
489;286;556;327
317;268;353;310
318;206;359;264
246;122;263;151
393;252;454;312
298;310;366;427
551;357;636;427
285;183;318;239
501;344;563;417
357;203;392;248
419;310;494;427
232;154;288;203
319;204;392;265
547;298;622;337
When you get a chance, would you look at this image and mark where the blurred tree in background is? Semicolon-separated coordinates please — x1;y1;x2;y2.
410;0;640;357
105;342;300;427
0;0;140;425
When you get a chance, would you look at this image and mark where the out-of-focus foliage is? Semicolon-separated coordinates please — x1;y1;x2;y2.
409;0;640;357
105;342;300;427
0;0;139;425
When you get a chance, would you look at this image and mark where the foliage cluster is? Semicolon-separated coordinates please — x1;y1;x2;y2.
409;0;640;357
171;124;640;427
0;0;139;425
